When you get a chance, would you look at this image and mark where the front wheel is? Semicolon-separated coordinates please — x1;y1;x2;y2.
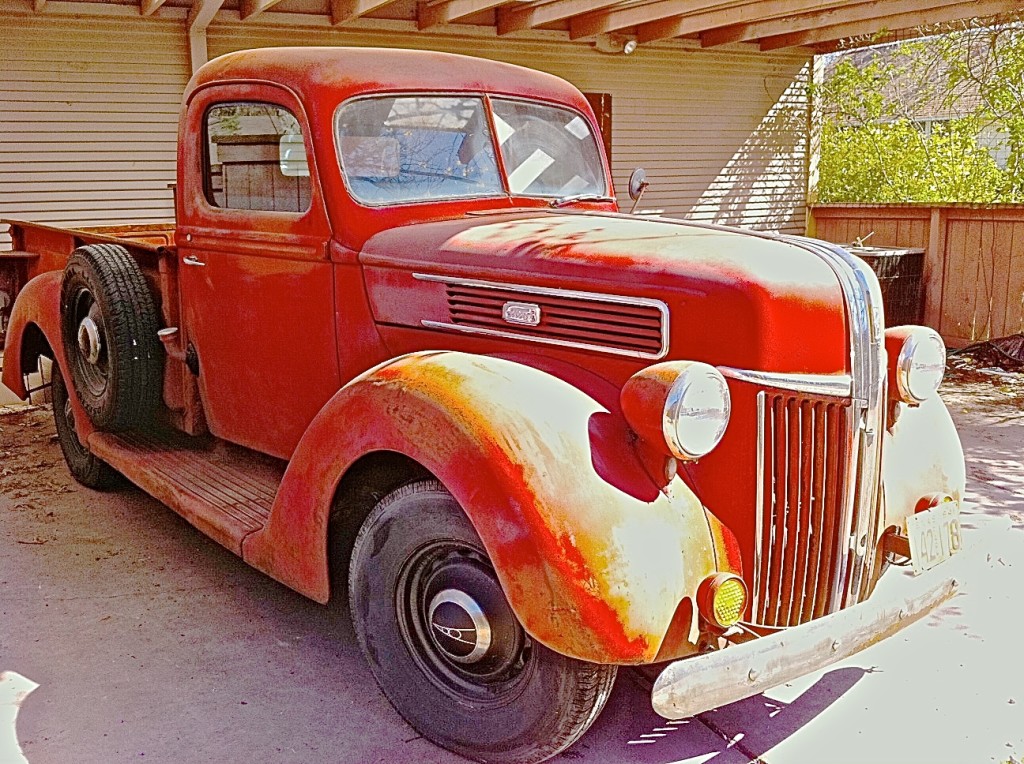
348;480;617;764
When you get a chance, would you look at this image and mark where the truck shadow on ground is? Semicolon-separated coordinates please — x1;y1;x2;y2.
564;666;867;763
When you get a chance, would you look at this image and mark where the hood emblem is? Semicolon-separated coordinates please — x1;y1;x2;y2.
502;301;541;327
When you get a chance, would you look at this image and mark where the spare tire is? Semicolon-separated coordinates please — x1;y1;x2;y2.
60;243;162;431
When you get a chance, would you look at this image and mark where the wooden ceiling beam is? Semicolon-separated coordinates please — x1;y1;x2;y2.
634;0;849;44
32;0;45;10
703;0;973;46
188;0;224;29
329;0;393;24
760;0;1023;49
418;0;508;29
498;0;620;35
570;0;744;40
239;0;287;20
329;0;395;25
140;0;168;15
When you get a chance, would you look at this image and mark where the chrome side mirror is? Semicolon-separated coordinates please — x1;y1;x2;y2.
628;168;650;213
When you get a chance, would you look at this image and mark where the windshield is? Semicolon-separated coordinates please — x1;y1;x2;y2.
491;98;606;198
336;96;503;205
335;95;606;205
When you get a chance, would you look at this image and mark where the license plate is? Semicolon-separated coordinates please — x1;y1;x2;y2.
906;501;963;575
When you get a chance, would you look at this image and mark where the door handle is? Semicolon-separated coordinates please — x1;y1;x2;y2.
183;255;206;267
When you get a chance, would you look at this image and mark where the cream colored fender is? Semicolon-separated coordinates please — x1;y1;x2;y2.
244;351;720;663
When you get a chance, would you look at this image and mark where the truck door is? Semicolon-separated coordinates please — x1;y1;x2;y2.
177;85;339;459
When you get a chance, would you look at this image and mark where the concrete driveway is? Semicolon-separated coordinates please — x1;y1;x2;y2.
1;378;1022;764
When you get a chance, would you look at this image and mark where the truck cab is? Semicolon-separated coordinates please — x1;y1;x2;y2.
1;47;971;764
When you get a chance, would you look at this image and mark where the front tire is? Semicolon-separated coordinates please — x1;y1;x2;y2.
348;480;617;764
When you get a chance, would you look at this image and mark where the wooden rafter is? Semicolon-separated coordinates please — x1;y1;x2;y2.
570;0;741;40
188;0;224;29
634;0;850;44
497;0;620;36
702;0;978;47
760;0;1024;49
32;0;45;10
140;0;168;16
239;0;287;20
330;0;395;25
418;0;508;29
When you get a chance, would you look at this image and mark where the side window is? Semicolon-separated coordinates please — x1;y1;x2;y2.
205;102;311;213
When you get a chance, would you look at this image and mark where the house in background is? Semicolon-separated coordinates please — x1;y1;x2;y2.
0;0;1017;253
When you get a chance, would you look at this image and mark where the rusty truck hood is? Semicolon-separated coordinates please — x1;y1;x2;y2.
359;210;849;375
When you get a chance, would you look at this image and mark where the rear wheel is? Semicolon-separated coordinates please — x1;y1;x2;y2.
52;363;120;490
348;480;617;764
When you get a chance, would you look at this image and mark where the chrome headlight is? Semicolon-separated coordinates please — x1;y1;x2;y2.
895;328;946;403
662;363;731;460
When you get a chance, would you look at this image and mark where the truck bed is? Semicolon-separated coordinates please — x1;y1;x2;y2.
0;219;175;346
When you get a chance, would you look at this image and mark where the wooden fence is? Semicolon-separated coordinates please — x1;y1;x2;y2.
810;203;1024;347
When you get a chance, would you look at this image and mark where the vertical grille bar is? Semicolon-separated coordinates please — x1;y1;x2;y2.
768;396;787;625
780;399;802;626
755;393;851;628
792;400;815;625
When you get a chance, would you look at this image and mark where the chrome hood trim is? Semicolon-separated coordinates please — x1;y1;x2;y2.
781;236;887;610
720;367;852;398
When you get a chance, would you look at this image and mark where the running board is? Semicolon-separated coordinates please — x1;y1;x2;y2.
89;429;286;555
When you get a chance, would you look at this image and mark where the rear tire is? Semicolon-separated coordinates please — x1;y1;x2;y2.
348;479;617;764
60;243;162;431
52;363;120;490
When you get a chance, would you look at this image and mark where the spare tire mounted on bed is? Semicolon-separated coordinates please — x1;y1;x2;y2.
59;243;162;431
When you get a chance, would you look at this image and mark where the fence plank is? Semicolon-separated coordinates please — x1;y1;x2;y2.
976;220;995;340
940;218;971;341
1007;222;1024;336
990;220;1014;339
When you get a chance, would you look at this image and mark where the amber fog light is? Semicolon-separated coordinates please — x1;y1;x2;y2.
696;573;748;628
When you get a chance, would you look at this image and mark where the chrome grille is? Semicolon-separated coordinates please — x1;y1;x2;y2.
754;391;852;627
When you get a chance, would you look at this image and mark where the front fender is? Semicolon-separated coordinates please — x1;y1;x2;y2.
243;351;719;664
881;395;967;532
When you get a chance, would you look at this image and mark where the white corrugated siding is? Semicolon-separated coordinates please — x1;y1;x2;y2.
0;13;189;248
0;12;810;249
207;24;811;234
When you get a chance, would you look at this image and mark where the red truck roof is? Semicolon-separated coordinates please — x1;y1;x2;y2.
184;46;593;113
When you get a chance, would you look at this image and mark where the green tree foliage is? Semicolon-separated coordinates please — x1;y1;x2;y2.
812;19;1024;203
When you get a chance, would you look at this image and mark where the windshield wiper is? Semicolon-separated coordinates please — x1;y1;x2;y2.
549;193;616;208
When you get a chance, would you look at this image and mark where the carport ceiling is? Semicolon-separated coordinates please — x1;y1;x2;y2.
18;0;1023;52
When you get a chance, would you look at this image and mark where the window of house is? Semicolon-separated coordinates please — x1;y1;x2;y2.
205;103;311;213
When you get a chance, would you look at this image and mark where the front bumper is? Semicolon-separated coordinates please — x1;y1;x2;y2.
652;544;977;719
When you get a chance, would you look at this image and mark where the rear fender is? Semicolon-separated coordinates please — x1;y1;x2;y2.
1;272;95;444
243;351;719;664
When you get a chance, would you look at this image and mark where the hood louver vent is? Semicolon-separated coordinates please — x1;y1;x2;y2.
415;274;669;360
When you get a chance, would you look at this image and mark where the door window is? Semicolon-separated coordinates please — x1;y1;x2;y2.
205;102;311;213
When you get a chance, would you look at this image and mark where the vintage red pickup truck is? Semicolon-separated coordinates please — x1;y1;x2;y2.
1;47;970;763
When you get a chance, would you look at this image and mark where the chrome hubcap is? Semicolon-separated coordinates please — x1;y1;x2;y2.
428;588;492;665
77;316;102;366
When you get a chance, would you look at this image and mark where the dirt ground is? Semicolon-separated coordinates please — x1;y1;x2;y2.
1;363;1022;764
